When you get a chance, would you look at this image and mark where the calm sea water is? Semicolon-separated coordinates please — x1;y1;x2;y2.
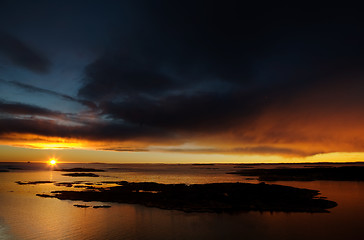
0;162;364;240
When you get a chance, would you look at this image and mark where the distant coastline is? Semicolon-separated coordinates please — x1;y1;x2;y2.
229;166;364;181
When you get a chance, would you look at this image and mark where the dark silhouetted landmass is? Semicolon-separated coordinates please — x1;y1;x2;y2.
228;166;364;181
62;173;100;177
0;170;9;172
36;193;55;198
16;181;54;185
73;204;90;208
37;181;337;213
55;168;105;172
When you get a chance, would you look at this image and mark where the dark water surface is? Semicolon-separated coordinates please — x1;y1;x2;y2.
0;162;364;240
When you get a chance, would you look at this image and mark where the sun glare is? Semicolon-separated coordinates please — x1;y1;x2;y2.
49;158;57;165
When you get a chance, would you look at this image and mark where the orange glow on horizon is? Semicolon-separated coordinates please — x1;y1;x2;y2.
1;130;364;164
1;143;364;163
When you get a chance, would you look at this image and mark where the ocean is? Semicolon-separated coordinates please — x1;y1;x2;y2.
0;162;364;240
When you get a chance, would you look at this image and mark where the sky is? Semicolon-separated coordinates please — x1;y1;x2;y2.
1;2;364;163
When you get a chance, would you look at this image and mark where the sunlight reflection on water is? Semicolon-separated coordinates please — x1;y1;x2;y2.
1;163;364;240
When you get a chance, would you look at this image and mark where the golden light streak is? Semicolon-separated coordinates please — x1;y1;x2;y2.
0;133;155;151
0;134;87;150
28;141;84;149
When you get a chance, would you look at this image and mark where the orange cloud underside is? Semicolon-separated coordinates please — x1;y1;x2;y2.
0;133;152;152
0;133;86;149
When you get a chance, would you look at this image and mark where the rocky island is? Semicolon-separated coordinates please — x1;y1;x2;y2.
37;181;337;213
16;181;54;185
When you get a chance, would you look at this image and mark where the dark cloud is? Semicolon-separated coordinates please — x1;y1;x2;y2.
78;5;364;103
78;2;272;99
0;32;50;73
0;117;174;143
0;100;63;117
79;55;176;100
72;5;364;156
99;91;262;132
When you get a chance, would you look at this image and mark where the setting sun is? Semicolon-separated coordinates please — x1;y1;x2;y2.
49;158;57;165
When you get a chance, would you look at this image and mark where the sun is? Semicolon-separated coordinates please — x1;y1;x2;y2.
49;158;57;165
